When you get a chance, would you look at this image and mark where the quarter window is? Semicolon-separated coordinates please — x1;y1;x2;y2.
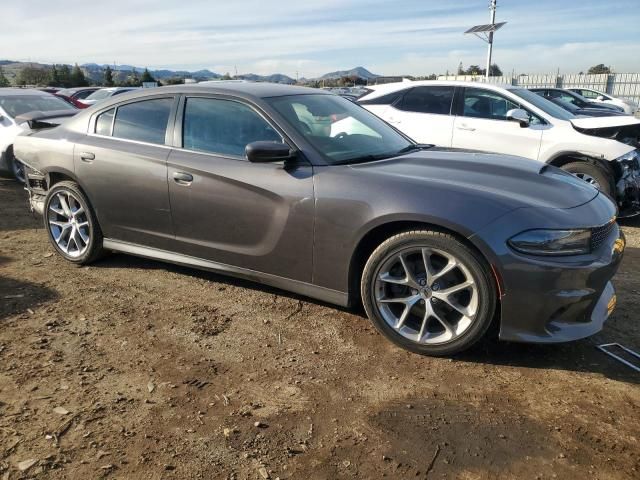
182;98;282;157
95;108;115;136
396;86;454;115
111;98;173;145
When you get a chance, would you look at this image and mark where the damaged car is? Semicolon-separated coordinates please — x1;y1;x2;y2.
359;81;640;216
13;84;625;356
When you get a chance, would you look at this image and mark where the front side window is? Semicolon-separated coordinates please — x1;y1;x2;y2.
182;98;282;157
396;86;454;115
267;94;413;164
112;98;173;145
462;88;520;120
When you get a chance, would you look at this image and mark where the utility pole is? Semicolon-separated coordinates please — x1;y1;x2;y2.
485;0;497;79
464;0;505;80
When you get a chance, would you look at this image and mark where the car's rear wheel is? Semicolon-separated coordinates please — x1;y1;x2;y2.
361;230;496;356
44;181;104;264
560;161;612;196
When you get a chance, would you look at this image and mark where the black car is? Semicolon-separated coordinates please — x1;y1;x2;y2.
530;88;625;113
545;97;627;117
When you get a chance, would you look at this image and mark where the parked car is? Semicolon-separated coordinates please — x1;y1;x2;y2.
0;89;77;181
530;88;625;113
78;87;138;107
55;87;101;108
358;81;640;216
546;97;627;117
569;88;639;115
14;84;624;356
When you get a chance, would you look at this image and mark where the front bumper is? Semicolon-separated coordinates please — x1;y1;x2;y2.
471;194;624;344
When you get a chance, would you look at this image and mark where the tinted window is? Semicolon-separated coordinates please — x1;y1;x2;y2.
358;90;403;106
183;98;282;157
95;108;115;136
462;88;519;120
112;98;173;145
396;86;454;114
74;90;95;100
0;95;75;118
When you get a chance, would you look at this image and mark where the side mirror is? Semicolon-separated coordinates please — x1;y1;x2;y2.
506;108;530;128
246;141;295;163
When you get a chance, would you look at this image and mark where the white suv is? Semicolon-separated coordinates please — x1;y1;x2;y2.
569;88;639;115
359;81;640;216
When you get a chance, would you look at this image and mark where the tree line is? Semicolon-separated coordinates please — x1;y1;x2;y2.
2;64;161;88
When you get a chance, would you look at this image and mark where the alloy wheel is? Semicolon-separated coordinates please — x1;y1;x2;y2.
48;190;90;258
572;172;601;189
374;247;479;345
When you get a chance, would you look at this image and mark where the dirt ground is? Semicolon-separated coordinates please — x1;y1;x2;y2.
0;177;639;480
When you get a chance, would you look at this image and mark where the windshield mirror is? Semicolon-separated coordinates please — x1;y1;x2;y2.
266;94;413;164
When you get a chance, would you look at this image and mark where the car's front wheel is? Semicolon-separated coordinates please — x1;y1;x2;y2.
44;181;104;264
560;161;613;197
361;230;497;356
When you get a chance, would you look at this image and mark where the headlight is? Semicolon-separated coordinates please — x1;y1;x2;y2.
508;229;592;256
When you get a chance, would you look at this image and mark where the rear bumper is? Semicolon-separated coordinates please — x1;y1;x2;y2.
471;194;624;344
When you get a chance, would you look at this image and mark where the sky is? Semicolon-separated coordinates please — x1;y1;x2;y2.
2;0;639;78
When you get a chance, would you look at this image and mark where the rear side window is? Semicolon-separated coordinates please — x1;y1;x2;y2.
112;98;173;145
182;97;282;157
95;108;115;136
396;86;454;115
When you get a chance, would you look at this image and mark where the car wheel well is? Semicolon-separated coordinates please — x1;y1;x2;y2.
48;172;76;189
548;154;617;191
348;221;495;304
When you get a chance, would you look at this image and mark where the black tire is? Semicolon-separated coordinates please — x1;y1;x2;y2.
361;230;497;356
560;161;613;196
43;181;104;264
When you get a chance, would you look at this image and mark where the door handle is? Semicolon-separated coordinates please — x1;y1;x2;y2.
456;125;476;131
173;171;193;185
79;152;95;162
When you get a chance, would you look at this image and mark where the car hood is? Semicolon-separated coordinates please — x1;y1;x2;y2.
570;116;640;129
348;150;599;210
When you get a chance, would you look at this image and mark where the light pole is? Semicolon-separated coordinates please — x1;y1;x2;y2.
485;0;497;79
464;0;506;80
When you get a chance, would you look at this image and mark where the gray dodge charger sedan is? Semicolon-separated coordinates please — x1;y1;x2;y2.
14;83;625;356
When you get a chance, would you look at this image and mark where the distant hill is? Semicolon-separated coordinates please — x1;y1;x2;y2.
236;73;295;84
0;60;380;86
317;66;379;81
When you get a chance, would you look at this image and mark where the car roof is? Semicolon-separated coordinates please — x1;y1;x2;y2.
362;80;518;98
0;88;54;97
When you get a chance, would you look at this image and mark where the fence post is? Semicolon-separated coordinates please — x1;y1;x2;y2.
606;74;614;95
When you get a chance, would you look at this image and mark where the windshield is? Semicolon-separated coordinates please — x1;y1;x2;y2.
510;88;575;121
266;94;414;164
0;95;76;118
85;89;116;101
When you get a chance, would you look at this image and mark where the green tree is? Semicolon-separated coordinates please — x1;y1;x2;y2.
221;72;232;80
104;65;115;86
587;64;612;74
164;77;184;85
17;66;51;86
141;68;156;83
128;68;141;86
49;64;61;87
71;64;89;87
58;64;72;87
0;67;10;87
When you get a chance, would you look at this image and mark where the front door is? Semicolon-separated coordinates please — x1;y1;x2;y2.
452;87;543;160
167;96;315;282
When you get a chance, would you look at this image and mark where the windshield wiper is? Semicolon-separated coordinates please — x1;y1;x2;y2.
395;143;434;155
331;153;397;165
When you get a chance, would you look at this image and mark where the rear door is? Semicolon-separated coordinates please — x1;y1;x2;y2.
75;96;176;249
166;95;315;281
451;87;544;160
382;85;455;146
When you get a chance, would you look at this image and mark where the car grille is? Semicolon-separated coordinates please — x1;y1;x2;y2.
591;220;616;251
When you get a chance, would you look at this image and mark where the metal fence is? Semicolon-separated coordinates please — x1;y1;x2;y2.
436;73;640;105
